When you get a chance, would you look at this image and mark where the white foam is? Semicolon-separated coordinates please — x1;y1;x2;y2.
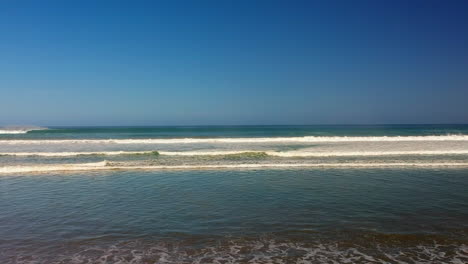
0;126;47;134
0;161;108;173
1;135;468;144
0;151;158;157
267;150;468;157
0;130;30;134
0;129;39;134
160;150;468;157
7;240;468;264
1;161;468;174
2;150;468;157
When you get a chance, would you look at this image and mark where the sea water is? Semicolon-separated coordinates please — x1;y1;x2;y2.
1;125;467;263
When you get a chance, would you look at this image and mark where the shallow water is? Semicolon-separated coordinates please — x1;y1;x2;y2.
1;168;467;263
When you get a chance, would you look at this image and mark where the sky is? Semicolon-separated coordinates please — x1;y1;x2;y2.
0;0;467;126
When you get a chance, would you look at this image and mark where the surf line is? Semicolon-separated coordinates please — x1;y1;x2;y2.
2;161;468;174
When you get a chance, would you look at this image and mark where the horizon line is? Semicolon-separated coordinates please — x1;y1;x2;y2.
2;123;468;128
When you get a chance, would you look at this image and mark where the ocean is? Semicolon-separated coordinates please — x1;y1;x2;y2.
1;125;467;263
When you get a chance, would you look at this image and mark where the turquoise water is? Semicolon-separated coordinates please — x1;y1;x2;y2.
2;125;468;140
1;126;468;263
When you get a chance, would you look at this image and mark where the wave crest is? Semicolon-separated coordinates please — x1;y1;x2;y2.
1;134;468;144
2;161;468;174
0;126;48;134
2;150;468;157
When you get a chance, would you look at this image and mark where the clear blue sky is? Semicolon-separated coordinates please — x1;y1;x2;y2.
1;0;467;126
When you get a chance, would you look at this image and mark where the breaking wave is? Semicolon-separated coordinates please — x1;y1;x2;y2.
0;126;48;134
2;161;468;174
1;135;468;144
2;150;468;157
160;150;468;157
0;151;161;157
